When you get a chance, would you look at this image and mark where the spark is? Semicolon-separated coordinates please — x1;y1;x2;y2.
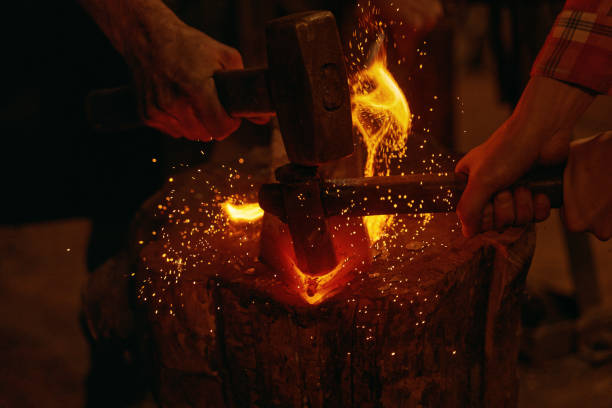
137;4;459;316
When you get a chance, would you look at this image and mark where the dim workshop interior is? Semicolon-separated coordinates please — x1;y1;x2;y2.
1;1;611;407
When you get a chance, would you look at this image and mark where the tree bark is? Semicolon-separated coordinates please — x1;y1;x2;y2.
85;164;535;408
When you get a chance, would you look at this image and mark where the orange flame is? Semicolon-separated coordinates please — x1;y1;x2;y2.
290;257;348;304
222;201;264;222
350;39;412;243
217;35;413;305
259;213;371;306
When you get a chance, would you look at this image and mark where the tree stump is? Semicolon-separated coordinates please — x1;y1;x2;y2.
85;163;535;408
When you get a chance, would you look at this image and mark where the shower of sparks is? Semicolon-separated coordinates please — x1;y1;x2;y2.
351;43;411;179
137;2;461;319
136;165;264;315
348;3;418;245
350;41;411;243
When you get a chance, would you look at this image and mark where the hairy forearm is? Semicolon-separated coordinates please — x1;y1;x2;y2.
508;77;595;140
77;0;183;61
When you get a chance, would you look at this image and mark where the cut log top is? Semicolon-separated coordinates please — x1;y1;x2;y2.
100;162;537;407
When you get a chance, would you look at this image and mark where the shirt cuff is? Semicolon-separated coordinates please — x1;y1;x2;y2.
530;9;612;95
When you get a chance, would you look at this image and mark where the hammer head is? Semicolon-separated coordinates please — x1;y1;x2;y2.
266;11;353;166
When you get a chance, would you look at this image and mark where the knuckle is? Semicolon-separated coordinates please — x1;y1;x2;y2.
534;194;551;214
221;47;243;68
593;231;607;241
513;189;534;224
593;224;612;241
561;209;582;232
494;190;513;207
534;209;551;223
481;205;494;231
478;169;504;193
494;196;515;229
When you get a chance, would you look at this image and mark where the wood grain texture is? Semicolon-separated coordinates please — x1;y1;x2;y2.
85;164;535;407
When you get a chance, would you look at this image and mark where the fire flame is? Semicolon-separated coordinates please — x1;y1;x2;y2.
222;201;264;222
350;39;412;243
291;257;348;305
259;213;370;306
222;35;411;244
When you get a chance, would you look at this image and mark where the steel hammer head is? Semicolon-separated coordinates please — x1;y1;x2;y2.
266;11;353;166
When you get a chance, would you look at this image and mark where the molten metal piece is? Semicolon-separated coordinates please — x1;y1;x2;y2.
259;213;371;305
223;201;264;222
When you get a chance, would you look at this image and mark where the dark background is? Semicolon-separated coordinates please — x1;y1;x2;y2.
1;1;611;407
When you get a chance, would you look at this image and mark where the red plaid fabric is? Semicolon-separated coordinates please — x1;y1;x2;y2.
531;0;612;95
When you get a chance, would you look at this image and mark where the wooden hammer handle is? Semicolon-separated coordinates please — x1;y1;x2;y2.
260;165;565;218
85;68;273;133
505;165;564;208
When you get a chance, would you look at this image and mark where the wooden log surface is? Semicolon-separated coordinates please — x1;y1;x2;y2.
85;162;535;408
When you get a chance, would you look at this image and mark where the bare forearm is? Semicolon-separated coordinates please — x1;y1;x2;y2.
77;0;183;61
78;0;248;142
508;77;595;141
454;76;595;237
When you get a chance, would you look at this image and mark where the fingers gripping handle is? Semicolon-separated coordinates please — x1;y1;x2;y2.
85;68;273;132
507;165;564;208
213;68;274;117
455;165;563;207
260;166;565;219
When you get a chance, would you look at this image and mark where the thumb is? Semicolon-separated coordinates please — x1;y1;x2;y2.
455;156;497;237
219;45;244;70
454;153;471;176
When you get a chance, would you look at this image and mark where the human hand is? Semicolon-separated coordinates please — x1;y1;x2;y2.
78;0;268;141
562;131;612;241
455;77;594;237
125;20;250;141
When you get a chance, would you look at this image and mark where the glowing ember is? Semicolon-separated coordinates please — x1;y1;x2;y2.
222;201;264;222
291;256;348;305
350;35;412;244
260;213;371;305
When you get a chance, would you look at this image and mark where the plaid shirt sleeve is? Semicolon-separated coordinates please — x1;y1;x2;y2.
531;0;612;95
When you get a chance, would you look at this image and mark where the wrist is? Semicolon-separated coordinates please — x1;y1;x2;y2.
509;76;594;142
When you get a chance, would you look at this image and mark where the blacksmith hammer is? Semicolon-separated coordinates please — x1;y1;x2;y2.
87;10;565;280
86;11;354;277
259;170;564;219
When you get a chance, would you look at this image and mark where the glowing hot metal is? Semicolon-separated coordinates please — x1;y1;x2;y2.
223;201;264;223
